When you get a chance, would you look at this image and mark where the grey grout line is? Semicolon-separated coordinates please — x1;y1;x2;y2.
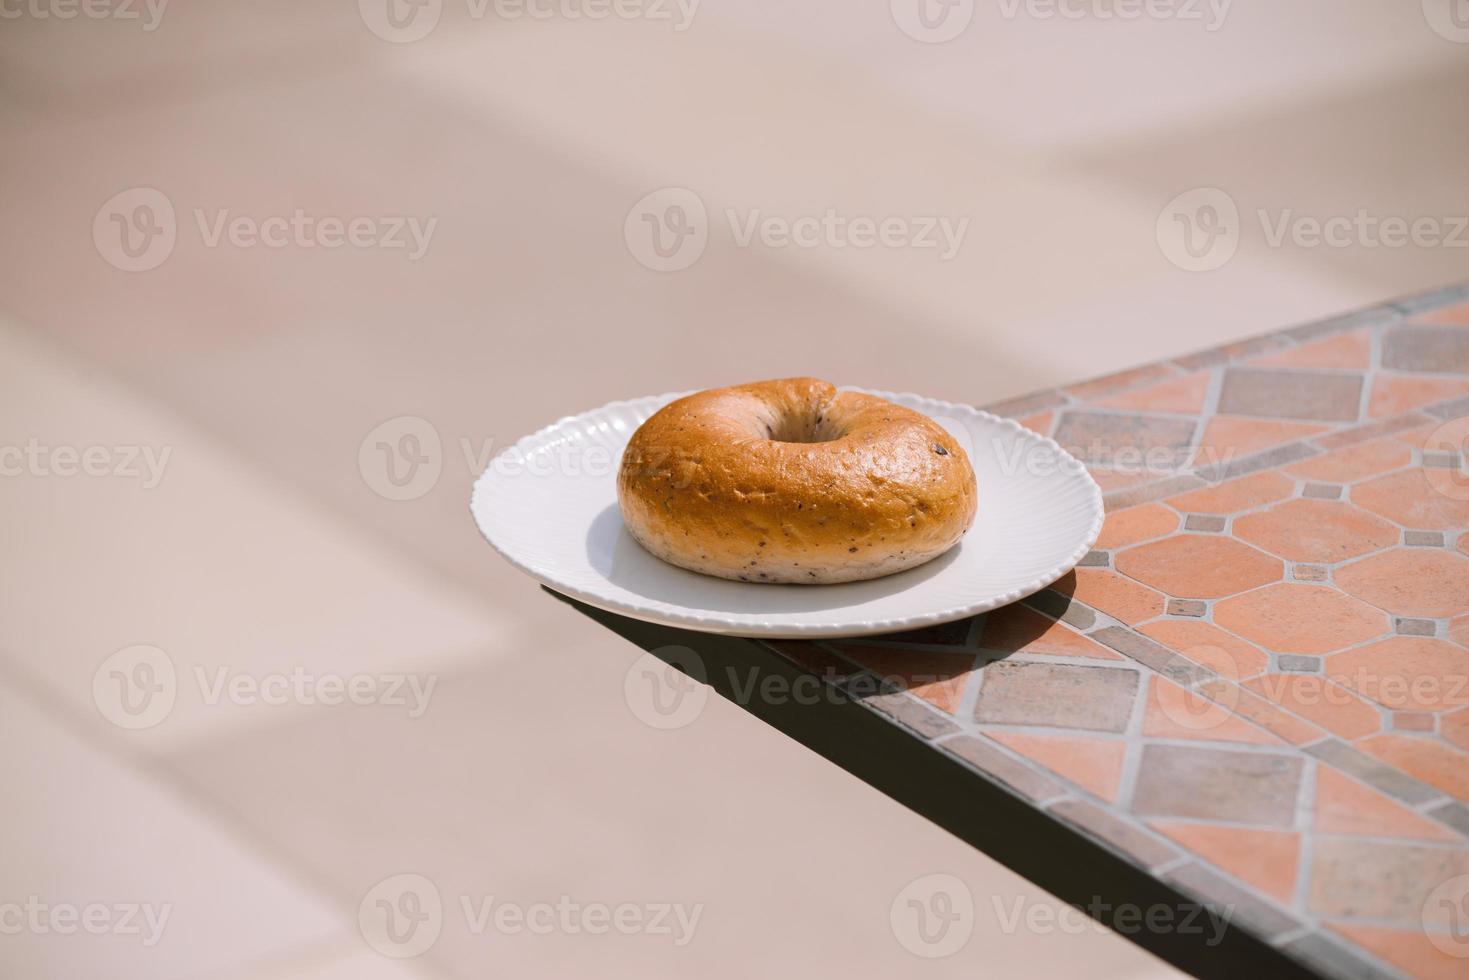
1290;757;1317;916
1150;855;1193;876
1114;663;1151;814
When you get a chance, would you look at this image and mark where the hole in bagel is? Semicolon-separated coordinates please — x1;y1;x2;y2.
764;407;844;444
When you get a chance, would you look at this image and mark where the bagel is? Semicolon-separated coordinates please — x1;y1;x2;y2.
616;378;977;584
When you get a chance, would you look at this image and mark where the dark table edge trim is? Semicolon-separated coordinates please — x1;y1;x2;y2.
550;588;1325;980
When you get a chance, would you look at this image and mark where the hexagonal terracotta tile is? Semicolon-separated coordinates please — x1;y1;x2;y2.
1095;503;1178;551
1352;469;1469;531
1328;637;1469;712
1284;438;1412;485
1068;568;1165;625
1214;584;1389;656
1115;535;1282;600
1336;549;1469;619
1165;471;1294;515
1234;499;1398;564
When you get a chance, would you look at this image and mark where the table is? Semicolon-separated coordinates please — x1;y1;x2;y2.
557;284;1469;980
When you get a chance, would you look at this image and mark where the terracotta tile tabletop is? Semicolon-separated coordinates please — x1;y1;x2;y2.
563;285;1469;980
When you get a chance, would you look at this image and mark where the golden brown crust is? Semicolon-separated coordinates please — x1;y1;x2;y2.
616;378;978;583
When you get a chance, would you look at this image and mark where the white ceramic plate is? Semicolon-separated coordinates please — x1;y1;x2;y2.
471;389;1103;638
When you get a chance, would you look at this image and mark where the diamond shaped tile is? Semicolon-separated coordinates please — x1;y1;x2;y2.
984;731;1125;801
1096;371;1210;414
974;661;1139;732
1310;838;1469;920
1148;822;1299;903
1359;735;1469;801
1250;329;1371;370
1142;677;1280;745
1315;767;1457;842
1131;744;1301;826
1330;924;1469;980
1444;708;1469;752
1366;375;1469;418
1218;369;1363;421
